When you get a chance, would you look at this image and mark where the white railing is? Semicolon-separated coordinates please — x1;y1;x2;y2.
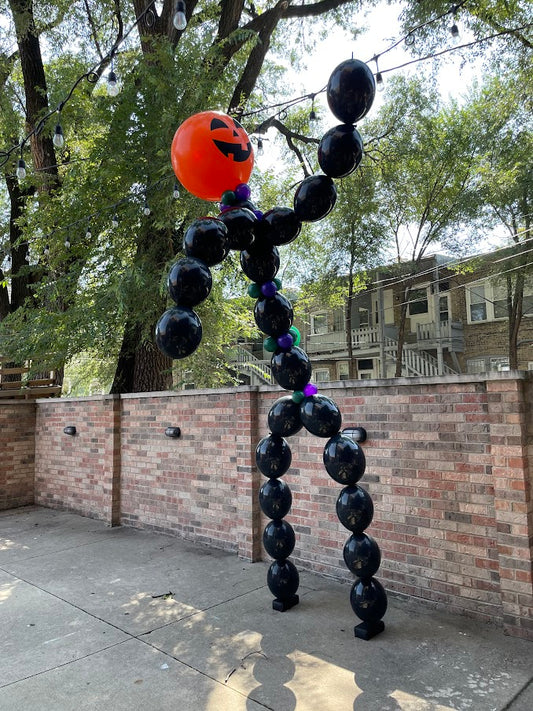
351;326;380;349
229;345;273;384
384;336;457;376
416;320;463;342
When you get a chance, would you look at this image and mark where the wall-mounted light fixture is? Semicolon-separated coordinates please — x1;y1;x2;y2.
164;426;181;438
342;426;367;443
63;426;77;436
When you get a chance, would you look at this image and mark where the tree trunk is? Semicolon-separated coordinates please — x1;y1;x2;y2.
111;318;172;393
395;285;411;378
4;171;32;312
508;272;524;370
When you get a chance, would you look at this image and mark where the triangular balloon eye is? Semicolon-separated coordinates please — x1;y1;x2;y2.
210;117;228;130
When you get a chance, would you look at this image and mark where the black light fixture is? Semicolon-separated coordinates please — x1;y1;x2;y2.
165;426;181;438
63;426;77;436
342;426;367;443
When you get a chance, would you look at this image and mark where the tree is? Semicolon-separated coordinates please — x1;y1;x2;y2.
367;75;481;376
0;0;359;392
465;65;532;368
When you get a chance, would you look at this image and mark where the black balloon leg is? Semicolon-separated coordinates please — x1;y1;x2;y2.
350;577;387;640
267;560;300;612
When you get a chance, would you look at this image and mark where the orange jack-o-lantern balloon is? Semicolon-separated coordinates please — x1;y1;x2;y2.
171;111;254;202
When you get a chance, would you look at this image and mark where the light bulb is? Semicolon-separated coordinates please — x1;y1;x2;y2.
143;203;151;216
85;227;92;239
173;183;180;199
376;72;385;92
309;108;316;121
43;245;50;256
257;138;264;156
173;1;187;30
107;70;119;97
450;23;460;44
64;238;71;249
112;214;119;227
53;123;65;149
16;158;26;180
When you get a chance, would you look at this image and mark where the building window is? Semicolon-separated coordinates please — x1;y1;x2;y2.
408;288;428;315
439;295;449;322
315;368;330;382
338;362;350;380
333;308;344;332
468;284;488;322
358;307;370;327
357;358;374;379
467;356;510;374
311;313;328;335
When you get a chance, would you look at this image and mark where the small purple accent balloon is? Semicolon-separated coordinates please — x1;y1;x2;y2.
254;209;264;220
303;383;318;397
261;281;278;297
219;203;232;213
277;333;294;350
235;183;252;201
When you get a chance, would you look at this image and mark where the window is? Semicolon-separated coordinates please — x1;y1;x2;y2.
469;284;488;322
467;356;510;374
333;308;344;332
409;288;428;315
493;282;507;320
439;295;449;322
358;307;370;327
338;362;350;380
358;358;374;379
315;369;330;383
311;313;328;335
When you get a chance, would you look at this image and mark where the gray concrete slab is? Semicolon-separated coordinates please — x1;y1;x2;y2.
0;638;265;710
1;507;532;711
0;569;128;687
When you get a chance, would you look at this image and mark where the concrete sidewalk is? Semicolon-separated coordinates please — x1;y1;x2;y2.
1;507;531;711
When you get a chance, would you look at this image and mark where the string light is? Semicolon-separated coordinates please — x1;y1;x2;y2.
85;225;92;239
64;236;71;249
257;137;264;156
143;198;151;216
173;1;187;31
112;214;119;227
173;182;180;199
107;61;119;97
450;5;461;45
43;245;50;256
53;121;65;149
309;94;317;121
16;157;26;180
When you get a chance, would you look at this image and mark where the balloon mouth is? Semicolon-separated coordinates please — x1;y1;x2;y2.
213;139;252;161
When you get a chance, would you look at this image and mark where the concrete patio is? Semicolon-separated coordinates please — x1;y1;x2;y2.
1;506;532;711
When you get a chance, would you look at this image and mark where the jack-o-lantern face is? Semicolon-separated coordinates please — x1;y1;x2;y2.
171;110;254;202
210;117;252;162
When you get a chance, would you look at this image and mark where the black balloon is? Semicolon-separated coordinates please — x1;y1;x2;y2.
268;396;303;437
271;346;312;391
350;577;388;623
323;434;366;485
343;533;381;579
183;217;229;266
255;434;292;478
263;520;296;559
327;58;376;124
259;478;292;520
318;124;364;178
336;485;374;533
293;175;337;222
218;207;257;251
254;292;293;338
240;245;280;283
167;257;212;307
267;560;300;601
256;207;302;246
300;395;342;438
155;307;202;360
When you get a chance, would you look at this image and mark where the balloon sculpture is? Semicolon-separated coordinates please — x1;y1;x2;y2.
157;59;387;640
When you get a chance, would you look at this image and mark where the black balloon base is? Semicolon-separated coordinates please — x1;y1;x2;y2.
354;619;385;640
272;594;299;612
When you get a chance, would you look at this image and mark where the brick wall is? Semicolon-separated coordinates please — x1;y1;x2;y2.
2;374;532;638
34;396;121;523
0;400;35;510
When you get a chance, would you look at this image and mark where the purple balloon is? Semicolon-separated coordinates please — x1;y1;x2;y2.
254;209;264;220
277;333;294;350
303;383;318;397
235;182;251;201
261;281;278;297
